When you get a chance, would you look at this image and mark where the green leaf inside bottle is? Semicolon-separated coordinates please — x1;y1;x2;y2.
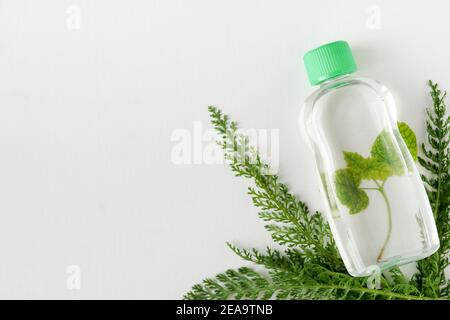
334;122;418;261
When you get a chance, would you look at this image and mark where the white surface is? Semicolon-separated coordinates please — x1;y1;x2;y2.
0;0;448;299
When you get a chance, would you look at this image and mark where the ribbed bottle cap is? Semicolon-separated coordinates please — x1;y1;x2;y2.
303;40;357;86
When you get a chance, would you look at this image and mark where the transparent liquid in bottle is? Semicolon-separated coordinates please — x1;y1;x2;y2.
302;75;439;276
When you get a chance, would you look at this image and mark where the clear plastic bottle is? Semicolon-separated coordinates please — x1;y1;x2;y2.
300;40;439;276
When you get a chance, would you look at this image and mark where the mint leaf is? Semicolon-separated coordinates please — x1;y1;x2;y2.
371;130;405;176
334;169;369;215
343;151;392;181
397;121;418;161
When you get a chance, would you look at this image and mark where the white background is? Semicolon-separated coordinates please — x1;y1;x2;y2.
0;0;449;299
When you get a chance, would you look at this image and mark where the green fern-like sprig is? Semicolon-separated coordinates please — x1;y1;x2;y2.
184;267;274;300
185;264;428;300
413;81;450;298
207;106;343;271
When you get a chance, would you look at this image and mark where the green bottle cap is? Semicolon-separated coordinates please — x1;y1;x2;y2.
303;40;357;85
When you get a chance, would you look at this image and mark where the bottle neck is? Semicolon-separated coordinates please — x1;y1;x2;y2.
318;73;352;88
